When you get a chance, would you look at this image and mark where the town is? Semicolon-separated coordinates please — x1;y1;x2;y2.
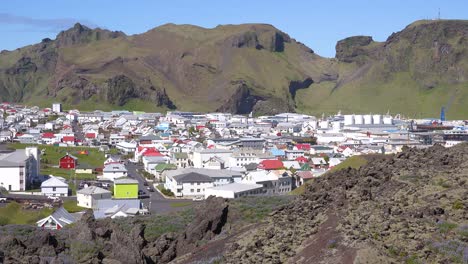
0;102;467;229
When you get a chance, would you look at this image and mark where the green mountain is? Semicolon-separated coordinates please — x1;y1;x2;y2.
0;20;467;118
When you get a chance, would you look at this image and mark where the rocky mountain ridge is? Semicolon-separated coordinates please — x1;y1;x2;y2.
0;20;467;117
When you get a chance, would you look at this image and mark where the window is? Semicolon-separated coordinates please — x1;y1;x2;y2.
190;189;194;192
197;182;200;185
197;189;200;192
191;183;194;185
53;187;56;191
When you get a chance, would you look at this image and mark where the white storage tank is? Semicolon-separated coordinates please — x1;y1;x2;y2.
344;115;354;125
364;115;373;125
373;114;382;125
383;115;393;125
354;115;363;125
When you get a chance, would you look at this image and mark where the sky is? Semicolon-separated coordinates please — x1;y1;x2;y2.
1;0;467;57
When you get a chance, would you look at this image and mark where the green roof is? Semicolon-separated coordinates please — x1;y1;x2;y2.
173;152;188;159
300;163;311;171
155;163;177;172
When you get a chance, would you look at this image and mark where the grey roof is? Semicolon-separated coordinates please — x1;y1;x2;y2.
0;149;27;166
198;149;233;154
77;186;111;195
103;163;127;173
41;176;68;188
173;172;214;183
37;207;76;227
93;199;141;219
114;178;138;184
207;183;263;193
166;168;242;180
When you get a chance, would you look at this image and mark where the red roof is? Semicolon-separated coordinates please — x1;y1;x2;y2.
295;156;309;163
296;143;311;151
258;159;284;170
63;125;72;129
62;136;75;142
85;133;96;139
143;149;163;157
42;132;55;139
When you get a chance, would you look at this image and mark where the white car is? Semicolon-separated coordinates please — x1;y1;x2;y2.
0;198;7;203
192;196;204;201
47;196;61;201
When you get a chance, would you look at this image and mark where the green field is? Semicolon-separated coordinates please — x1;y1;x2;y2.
0;202;53;226
63;200;86;213
8;143;105;180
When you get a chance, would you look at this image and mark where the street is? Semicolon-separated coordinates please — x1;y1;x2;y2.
126;162;194;214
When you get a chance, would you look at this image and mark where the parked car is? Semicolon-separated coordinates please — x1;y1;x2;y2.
146;186;154;192
0;197;7;203
47;196;61;202
143;181;148;186
192;196;204;201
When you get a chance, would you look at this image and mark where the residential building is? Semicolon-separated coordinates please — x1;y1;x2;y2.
59;154;77;170
77;186;112;208
192;148;233;168
41;176;69;197
0;147;40;191
205;183;263;199
37;207;75;230
164;171;214;198
114;178;138;199
102;163;128;181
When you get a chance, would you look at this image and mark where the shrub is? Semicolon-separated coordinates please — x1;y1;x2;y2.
437;221;458;234
452;200;464;210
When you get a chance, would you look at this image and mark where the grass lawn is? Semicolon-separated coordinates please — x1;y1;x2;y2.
169;202;193;208
0;202;53;226
8;143;105;180
63;200;86;213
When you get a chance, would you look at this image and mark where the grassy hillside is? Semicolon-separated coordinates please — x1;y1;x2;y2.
0;20;466;117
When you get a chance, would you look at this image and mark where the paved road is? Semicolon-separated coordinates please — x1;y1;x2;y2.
126;162;194;214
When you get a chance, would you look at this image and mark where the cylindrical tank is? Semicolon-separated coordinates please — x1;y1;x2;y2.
373;114;382;125
354;115;363;125
344;115;354;125
364;115;373;125
383;115;393;125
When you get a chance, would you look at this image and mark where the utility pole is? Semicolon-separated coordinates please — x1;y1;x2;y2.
438;8;441;20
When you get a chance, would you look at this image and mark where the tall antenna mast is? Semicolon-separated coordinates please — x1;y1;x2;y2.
438;8;441;20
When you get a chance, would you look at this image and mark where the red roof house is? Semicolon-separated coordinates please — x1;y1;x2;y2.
62;136;75;143
258;159;284;170
85;133;96;139
42;132;55;139
295;156;309;163
59;154;77;169
295;143;311;151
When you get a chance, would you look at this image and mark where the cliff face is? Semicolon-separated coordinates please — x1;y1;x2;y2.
0;20;467;117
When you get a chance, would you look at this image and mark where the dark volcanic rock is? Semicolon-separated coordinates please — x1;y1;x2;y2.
56;23;125;47
335;36;374;63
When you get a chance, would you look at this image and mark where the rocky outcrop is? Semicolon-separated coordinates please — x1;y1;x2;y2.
225;143;468;263
5;57;37;75
288;77;313;100
106;75;138;106
56;23;125;47
155;88;176;110
227;26;291;52
144;197;229;263
335;36;374;64
216;80;264;114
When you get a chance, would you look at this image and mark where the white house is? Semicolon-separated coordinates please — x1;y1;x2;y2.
192;149;233;168
77;186;112;208
205;183;263;199
284;149;305;161
37;207;76;230
164;171;214;198
0;147;40;191
41;176;69;197
102;163;128;181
